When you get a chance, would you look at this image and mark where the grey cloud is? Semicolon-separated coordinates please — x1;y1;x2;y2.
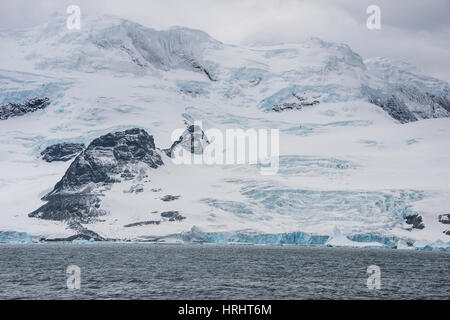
0;0;448;82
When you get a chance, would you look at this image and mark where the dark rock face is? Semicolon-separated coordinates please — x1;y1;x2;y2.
429;93;450;113
0;97;50;120
364;86;450;123
124;211;186;227
29;195;106;223
161;211;186;221
190;60;217;81
123;184;144;194
444;230;450;236
124;221;161;228
46;222;106;241
161;195;180;202
272;93;320;112
46;234;104;242
405;214;425;230
29;127;196;236
164;124;209;157
41;143;85;162
438;214;450;225
48;128;163;195
29;128;164;223
68;222;106;241
367;94;418;124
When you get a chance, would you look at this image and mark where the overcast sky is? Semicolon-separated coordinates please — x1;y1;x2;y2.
1;0;449;82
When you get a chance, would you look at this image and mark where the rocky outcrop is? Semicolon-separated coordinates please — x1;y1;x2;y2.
123;211;186;228
29;195;106;223
123;184;144;194
161;211;186;221
367;93;418;124
438;214;450;225
161;195;180;202
363;85;450;124
124;221;161;228
41;143;85;162
47;128;163;196
0;97;50;120
272;93;320;112
164;124;209;157
440;214;450;236
29;126;201;235
405;214;425;230
189;59;217;81
29;128;163;223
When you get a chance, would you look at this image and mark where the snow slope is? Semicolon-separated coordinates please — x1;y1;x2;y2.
0;14;450;248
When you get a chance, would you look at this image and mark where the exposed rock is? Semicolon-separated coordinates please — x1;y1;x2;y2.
367;93;418;124
69;222;106;240
120;169;135;180
44;221;105;241
29;128;163;223
428;93;450;114
41;143;85;162
180;89;202;97
46;234;103;242
47;128;163;195
161;211;186;222
161;195;180;202
191;60;217;81
124;221;161;228
124;184;144;194
438;214;450;225
272;92;320;112
29;127;200;228
164;124;209;157
364;85;450;123
0;97;50;120
29;195;106;223
123;212;186;228
405;214;425;230
444;230;450;236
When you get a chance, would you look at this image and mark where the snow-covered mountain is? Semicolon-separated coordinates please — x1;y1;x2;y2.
1;15;450;249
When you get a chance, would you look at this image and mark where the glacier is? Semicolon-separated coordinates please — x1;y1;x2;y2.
324;227;385;248
0;14;450;248
0;231;39;244
153;227;450;251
